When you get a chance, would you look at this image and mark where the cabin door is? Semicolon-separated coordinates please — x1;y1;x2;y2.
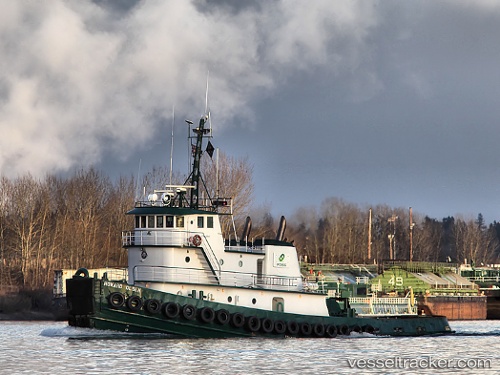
272;297;284;312
256;259;263;284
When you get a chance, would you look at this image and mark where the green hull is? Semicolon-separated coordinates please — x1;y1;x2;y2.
66;274;453;338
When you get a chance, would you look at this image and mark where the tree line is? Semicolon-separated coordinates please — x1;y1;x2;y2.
282;200;500;266
0;169;135;290
1;154;499;291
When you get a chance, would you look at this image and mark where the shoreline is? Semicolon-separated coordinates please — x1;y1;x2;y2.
0;289;58;321
0;310;56;321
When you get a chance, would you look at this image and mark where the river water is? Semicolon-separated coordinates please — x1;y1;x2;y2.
0;320;498;374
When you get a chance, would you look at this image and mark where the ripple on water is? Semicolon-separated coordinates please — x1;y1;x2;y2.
0;320;498;374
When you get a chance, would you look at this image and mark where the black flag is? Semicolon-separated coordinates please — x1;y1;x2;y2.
206;141;215;158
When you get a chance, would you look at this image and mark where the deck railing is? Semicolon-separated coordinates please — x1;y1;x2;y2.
132;264;301;291
122;229;188;247
349;296;418;315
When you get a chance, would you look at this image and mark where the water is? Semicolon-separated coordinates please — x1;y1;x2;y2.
0;320;499;374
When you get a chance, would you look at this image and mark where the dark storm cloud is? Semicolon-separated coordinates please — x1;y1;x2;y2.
1;0;500;220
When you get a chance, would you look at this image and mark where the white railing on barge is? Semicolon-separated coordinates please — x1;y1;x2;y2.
348;295;418;316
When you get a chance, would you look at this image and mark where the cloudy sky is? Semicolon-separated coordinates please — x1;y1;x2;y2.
2;0;500;222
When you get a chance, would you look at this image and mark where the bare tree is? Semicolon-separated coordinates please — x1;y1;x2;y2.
202;151;254;237
247;204;276;240
103;175;136;266
318;198;368;263
0;177;14;286
5;174;51;288
412;217;443;262
289;206;320;263
452;214;497;265
57;168;112;268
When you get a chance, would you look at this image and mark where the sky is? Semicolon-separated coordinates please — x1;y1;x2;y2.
2;0;500;223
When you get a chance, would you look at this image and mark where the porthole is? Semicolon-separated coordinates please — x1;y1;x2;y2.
185;256;191;263
228;296;232;303
238;260;243;267
252;298;257;305
219;259;224;265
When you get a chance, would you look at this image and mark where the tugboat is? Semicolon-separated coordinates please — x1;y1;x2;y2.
66;112;453;337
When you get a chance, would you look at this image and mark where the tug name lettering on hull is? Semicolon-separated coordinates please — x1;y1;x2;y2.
103;281;142;295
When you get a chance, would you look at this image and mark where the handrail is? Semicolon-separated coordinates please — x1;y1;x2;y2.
349;295;418;315
131;264;301;291
122;229;191;247
350;296;412;304
122;229;222;283
198;232;221;282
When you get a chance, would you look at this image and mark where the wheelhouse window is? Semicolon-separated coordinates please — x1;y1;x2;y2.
135;216;140;228
141;216;147;228
198;216;204;228
156;216;164;228
207;216;214;228
176;216;184;228
148;216;155;228
166;216;174;228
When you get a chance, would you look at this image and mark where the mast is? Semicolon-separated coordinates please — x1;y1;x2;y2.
169;106;175;186
368;208;372;261
409;207;414;262
189;115;209;209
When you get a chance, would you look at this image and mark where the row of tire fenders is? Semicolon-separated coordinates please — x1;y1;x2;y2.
107;292;376;337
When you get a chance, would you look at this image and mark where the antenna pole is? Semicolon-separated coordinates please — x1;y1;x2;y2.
216;147;219;199
368;208;372;261
409;207;414;262
205;71;212;136
189;116;208;209
169;106;175;186
135;159;142;200
205;70;209;115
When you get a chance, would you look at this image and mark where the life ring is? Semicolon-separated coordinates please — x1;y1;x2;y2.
74;268;89;278
182;304;197;320
108;292;125;308
144;299;161;314
313;323;325;337
338;324;350;336
286;321;300;336
162;302;180;319
231;313;245;328
191;235;202;246
199;307;215;323
325;324;337;338
274;320;287;335
216;309;230;325
246;316;261;332
126;295;143;312
299;322;312;336
261;318;274;333
362;324;375;334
